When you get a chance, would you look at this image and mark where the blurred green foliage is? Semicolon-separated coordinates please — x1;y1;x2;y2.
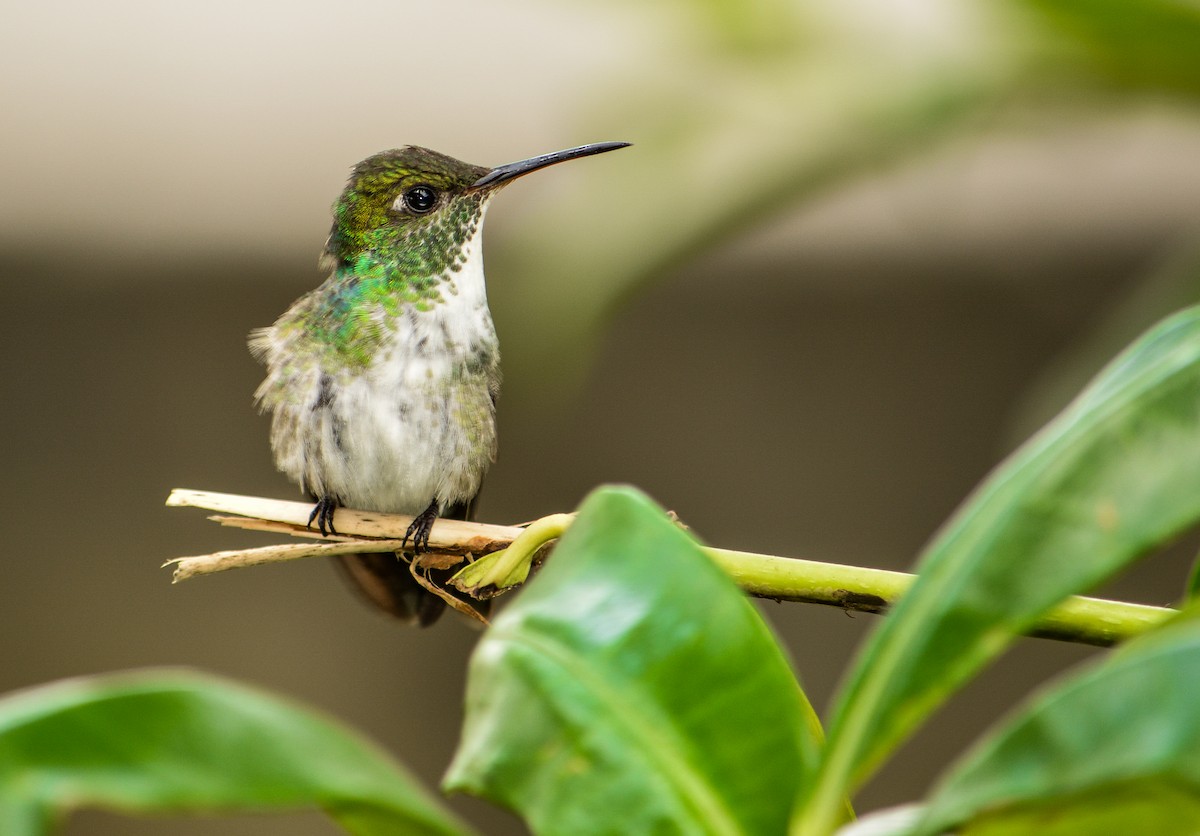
499;0;1200;392
1019;0;1200;94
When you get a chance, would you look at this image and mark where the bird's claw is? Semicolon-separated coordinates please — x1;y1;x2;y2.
403;500;439;553
308;495;338;537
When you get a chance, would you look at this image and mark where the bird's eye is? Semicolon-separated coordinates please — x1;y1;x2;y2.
402;186;438;214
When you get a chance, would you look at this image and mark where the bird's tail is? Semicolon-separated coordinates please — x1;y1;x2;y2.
331;499;490;627
333;552;447;626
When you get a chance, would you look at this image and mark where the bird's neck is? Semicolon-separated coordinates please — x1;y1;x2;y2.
305;214;494;368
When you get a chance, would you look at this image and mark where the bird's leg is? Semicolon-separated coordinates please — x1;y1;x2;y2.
308;495;339;537
403;498;439;553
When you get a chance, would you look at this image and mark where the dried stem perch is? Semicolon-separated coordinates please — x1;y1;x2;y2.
164;489;524;583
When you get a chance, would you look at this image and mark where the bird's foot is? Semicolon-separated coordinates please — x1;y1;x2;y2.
403;499;439;553
308;495;339;537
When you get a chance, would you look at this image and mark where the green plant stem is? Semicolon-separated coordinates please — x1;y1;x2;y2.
450;514;574;594
168;491;1175;648
705;547;1173;647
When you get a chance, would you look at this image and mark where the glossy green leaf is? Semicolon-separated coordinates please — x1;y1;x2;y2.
914;608;1200;835
444;486;822;835
800;307;1200;832
0;670;468;836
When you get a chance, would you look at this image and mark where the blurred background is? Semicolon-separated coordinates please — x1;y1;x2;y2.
3;0;1200;833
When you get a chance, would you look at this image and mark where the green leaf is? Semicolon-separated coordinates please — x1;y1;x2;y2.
938;783;1200;836
799;306;1200;832
1017;0;1200;97
913;608;1200;835
0;669;469;836
444;486;822;836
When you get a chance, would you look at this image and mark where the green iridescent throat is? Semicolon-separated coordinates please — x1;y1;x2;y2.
285;192;485;369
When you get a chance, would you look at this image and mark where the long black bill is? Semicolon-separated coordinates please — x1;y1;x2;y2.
473;141;631;188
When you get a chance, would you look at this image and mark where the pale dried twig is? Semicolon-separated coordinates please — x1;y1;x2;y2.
165;489;525;584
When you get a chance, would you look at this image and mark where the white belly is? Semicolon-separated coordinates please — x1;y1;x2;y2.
315;337;498;513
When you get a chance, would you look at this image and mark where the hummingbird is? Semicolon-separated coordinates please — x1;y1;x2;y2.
250;141;630;626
